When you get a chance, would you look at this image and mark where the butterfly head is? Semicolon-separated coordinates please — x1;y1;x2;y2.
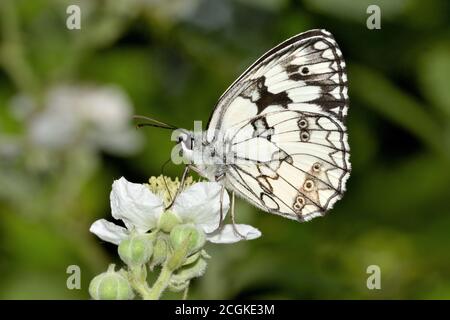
175;130;195;161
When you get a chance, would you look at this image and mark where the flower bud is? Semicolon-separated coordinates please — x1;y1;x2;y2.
150;236;169;270
169;258;209;291
182;251;201;266
167;224;206;271
168;280;189;292
89;265;134;300
173;258;208;284
118;233;153;266
158;210;182;233
170;224;206;256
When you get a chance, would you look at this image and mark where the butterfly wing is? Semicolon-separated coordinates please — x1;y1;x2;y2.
206;29;350;222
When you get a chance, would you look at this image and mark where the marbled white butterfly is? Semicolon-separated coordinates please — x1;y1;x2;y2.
153;29;350;222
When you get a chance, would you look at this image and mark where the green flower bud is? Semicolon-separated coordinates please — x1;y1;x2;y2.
172;258;208;286
168;280;189;292
200;249;211;260
158;211;182;233
182;251;201;266
167;224;206;271
150;236;169;270
170;224;206;256
89;265;134;300
169;258;209;292
118;233;153;266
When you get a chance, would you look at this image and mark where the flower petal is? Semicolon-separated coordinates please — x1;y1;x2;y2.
206;224;261;244
90;219;129;245
172;182;229;233
110;177;163;233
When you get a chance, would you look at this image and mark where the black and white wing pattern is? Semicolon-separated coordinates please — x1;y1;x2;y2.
207;29;350;222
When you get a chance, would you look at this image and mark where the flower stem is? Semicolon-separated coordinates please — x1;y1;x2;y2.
129;265;152;300
146;235;191;300
147;265;173;300
129;228;196;300
182;281;190;300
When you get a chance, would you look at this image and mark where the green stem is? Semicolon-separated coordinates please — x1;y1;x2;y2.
129;265;153;300
130;231;194;300
146;234;192;300
182;281;190;300
147;265;173;300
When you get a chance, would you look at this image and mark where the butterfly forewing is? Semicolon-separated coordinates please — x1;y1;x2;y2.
205;29;350;222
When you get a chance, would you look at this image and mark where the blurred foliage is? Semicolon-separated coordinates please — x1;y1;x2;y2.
0;0;449;299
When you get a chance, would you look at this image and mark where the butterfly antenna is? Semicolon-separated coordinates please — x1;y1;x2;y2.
133;115;178;130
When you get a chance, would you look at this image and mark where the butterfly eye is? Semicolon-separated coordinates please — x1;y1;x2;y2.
189;137;194;150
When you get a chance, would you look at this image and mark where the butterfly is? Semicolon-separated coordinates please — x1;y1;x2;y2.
140;29;350;223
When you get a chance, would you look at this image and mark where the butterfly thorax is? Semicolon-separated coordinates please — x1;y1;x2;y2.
179;130;230;182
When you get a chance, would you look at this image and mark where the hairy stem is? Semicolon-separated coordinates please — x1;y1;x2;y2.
129;265;152;300
147;265;173;300
182;281;190;300
147;234;192;300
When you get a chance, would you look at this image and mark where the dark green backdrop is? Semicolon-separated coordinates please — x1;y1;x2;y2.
0;0;449;299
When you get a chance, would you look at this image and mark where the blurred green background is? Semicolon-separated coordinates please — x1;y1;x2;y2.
0;0;449;299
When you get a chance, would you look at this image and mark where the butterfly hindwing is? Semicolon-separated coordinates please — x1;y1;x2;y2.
205;29;350;221
224;109;349;221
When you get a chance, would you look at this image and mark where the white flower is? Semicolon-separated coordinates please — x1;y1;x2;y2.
11;84;142;155
90;177;261;245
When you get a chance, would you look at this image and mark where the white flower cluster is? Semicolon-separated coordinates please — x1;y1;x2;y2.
10;85;142;155
91;177;261;244
89;177;261;300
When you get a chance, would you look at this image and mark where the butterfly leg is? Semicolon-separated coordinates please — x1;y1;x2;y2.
219;185;225;228
166;165;190;210
230;191;246;239
206;185;226;234
213;189;245;239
